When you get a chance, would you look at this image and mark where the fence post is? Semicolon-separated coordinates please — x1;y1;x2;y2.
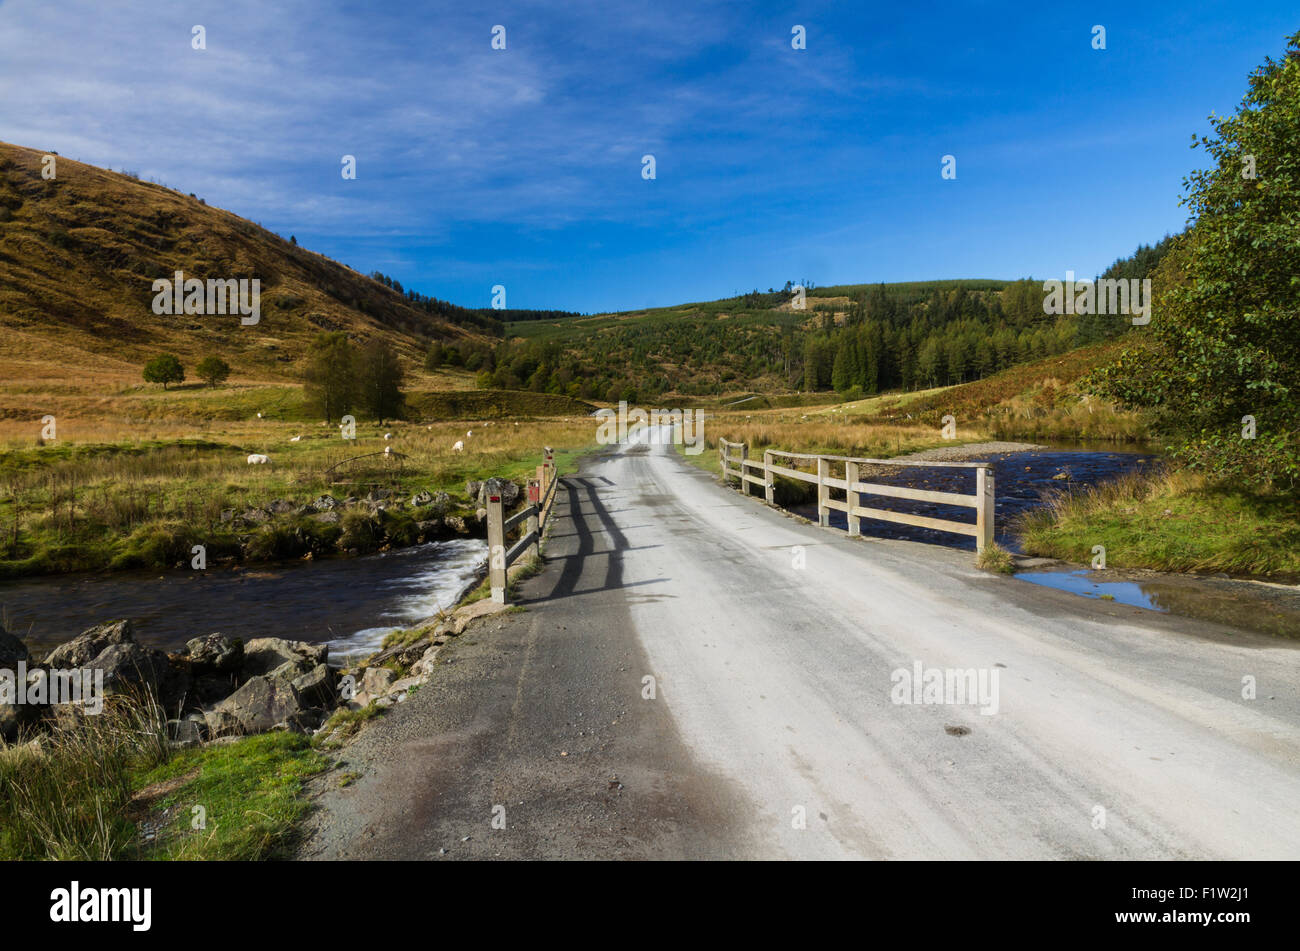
526;479;540;560
845;460;860;536
487;492;507;603
976;466;995;553
763;450;774;504
740;443;749;495
817;456;830;527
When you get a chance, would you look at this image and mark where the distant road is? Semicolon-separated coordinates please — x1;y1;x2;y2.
302;429;1300;860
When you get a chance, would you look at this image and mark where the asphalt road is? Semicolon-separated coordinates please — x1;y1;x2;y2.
301;430;1300;860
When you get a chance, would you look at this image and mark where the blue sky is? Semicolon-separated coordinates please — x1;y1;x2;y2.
1;1;1293;313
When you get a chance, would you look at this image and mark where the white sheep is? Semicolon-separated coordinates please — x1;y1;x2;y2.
247;453;270;465
452;440;464;452
289;435;302;442
256;413;263;419
466;430;473;438
384;433;392;440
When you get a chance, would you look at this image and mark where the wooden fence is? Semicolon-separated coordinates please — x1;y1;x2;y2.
718;439;995;552
486;448;560;604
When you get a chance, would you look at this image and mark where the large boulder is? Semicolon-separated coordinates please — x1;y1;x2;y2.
466;478;520;508
42;619;133;669
91;642;192;713
241;637;328;680
0;622;29;668
184;633;244;675
206;675;309;736
291;663;337;709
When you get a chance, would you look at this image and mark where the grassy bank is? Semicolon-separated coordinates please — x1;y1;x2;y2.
0;695;328;860
1016;470;1300;579
0;410;598;578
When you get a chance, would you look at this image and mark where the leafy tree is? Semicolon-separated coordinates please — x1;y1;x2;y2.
357;338;405;421
425;341;445;370
303;332;357;423
142;354;184;389
195;355;231;387
1096;30;1300;487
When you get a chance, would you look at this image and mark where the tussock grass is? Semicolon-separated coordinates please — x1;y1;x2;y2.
975;542;1016;574
1016;469;1300;578
0;690;169;860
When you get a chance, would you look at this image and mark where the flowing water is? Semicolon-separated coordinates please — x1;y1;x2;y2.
0;538;487;663
789;445;1156;551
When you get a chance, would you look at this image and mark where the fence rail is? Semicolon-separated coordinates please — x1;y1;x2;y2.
486;448;560;604
718;438;995;552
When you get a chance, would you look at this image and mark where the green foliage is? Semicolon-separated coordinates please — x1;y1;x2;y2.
302;331;356;422
1095;31;1300;488
142;353;185;389
195;355;231;386
357;338;405;421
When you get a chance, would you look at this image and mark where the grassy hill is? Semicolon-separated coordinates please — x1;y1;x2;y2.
0;141;493;404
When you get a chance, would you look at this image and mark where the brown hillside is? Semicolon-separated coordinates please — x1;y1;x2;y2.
0;141;482;386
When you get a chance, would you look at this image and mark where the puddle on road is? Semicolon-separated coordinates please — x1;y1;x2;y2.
1016;569;1300;640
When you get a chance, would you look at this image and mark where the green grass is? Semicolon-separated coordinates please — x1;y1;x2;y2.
314;703;386;749
132;732;329;860
0;693;327;860
975;542;1016;574
1017;470;1300;578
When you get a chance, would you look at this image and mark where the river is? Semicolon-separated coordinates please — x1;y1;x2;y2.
790;444;1157;551
0;538;487;663
0;444;1163;662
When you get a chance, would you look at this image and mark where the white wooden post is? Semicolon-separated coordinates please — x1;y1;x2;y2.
817;456;830;527
845;460;861;536
976;466;995;553
487;492;507;603
740;443;749;494
764;450;774;504
526;479;540;560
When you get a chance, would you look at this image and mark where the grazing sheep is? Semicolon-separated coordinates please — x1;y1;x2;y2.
256;413;263;419
289;435;302;442
384;433;392;440
452;440;464;452
466;430;473;438
384;445;392;456
247;453;270;465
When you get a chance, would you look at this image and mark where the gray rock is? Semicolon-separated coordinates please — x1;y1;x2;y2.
92;642;191;712
411;490;434;506
310;494;340;511
242;637;328;679
311;510;341;525
361;666;395;697
237;507;271;525
444;516;467;534
43;619;134;669
469;477;521;508
208;674;307;735
291;663;336;708
184;633;244;674
166;718;204;748
266;499;296;515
